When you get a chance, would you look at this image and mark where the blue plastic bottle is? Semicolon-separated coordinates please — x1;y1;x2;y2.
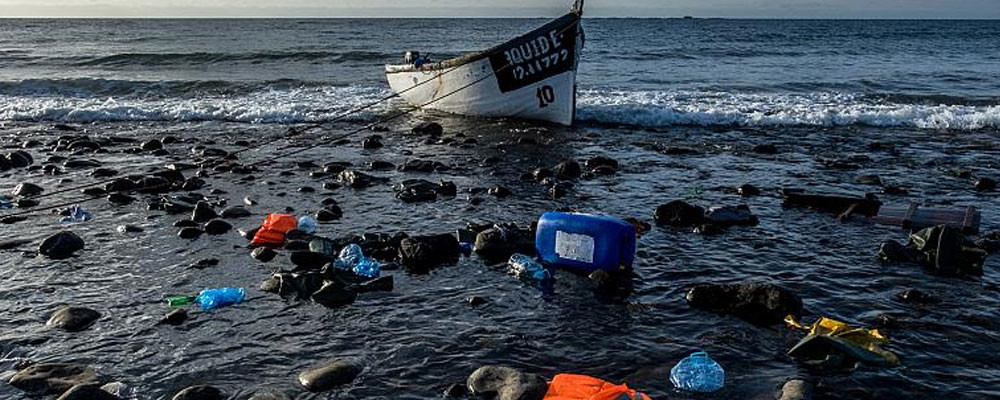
334;244;364;270
196;288;245;310
508;253;552;281
670;351;725;393
353;257;381;278
535;212;636;271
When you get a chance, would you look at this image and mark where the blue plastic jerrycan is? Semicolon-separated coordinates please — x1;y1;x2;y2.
535;212;636;271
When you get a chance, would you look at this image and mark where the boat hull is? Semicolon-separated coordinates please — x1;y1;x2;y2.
386;12;582;126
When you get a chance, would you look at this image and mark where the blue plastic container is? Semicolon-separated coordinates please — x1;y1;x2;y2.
535;212;636;271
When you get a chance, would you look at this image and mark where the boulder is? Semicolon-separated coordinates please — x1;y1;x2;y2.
191;201;218;223
553;159;581;179
298;358;363;392
56;384;121;400
316;205;343;222
473;226;534;261
12;182;44;197
337;170;385;189
686;282;803;325
412;122;443;136
975;177;997;192
104;178;136;193
362;137;383;149
311;282;358;308
585;156;619;170
171;385;223;400
220;206;251;218
776;379;813;400
134;176;172;193
38;231;85;259
203;219;232;235
46;306;100;332
178;227;204;240
7;150;35;168
466;366;548;400
704;205;758;227
737;184;760;197
140;139;163;151
251;247;277;262
399;234;460;272
7;363;98;396
654;200;705;227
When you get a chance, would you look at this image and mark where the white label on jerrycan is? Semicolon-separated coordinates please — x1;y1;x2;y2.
555;230;595;263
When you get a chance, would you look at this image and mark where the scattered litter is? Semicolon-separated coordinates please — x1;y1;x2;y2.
543;373;651;400
536;212;636;272
297;215;318;234
165;287;246;310
59;205;93;224
786;315;899;368
507;253;552;281
670;351;725;393
334;243;382;278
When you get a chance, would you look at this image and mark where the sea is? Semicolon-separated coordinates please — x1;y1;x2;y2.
1;18;1000;400
1;18;998;128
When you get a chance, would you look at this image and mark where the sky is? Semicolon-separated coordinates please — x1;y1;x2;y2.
1;0;999;18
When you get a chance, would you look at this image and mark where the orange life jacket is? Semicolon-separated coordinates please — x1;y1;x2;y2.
543;374;652;400
251;213;298;248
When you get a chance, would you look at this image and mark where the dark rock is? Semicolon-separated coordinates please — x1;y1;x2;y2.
178;227;204;239
46;306;100;332
654;200;705;227
8;363;97;396
399;159;436;173
203;219;232;235
323;162;351;174
134;176;171;193
0;239;31;249
585;156;619;170
38;231;85;259
298;186;316;193
173;219;199;228
532;167;553;181
298;358;363;392
171;385;223;400
548;182;572;199
553;159;581;179
444;382;468;397
895;289;938;305
316;205;343;222
219;206;251;218
140;139;163;151
16;199;39;208
12;182;44;197
63;159;101;169
412;122;444;136
56;384;121;400
252;247;277;262
686;282;803;325
191;201;217;223
368;160;395;170
704;205;758;227
752;144;779;154
855;174;883;185
877;240;917;264
466;366;548;400
81;187;106;197
107;193;135;205
311;282;358;307
1;216;28;225
7;150;34;168
466;296;487;307
399;234;460;272
488;186;512;198
261;271;325;298
284;240;310;251
393;179;443;203
776;379;813;400
737;184;760;197
473;226;534;261
180;177;205;191
975;177;997;192
290;251;334;270
591;165;617;176
104;178;136;193
362;137;383;149
157;308;188;326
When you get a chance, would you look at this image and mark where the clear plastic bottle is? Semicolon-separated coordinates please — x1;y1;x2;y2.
297;216;318;234
508;253;552;281
196;287;246;310
60;205;93;224
670;351;725;393
334;244;364;270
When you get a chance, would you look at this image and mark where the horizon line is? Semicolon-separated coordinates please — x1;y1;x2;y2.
2;16;999;20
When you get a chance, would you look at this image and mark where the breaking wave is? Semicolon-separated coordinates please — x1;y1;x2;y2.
577;90;1000;130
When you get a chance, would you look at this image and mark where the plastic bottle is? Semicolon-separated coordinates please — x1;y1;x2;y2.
508;253;552;281
670;351;725;393
59;205;93;224
297;216;317;234
353;257;381;278
334;244;364;270
196;287;246;310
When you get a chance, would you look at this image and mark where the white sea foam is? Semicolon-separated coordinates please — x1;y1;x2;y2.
0;85;391;123
576;90;1000;130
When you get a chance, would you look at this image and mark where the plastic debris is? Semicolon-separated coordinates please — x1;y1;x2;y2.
785;315;899;367
508;253;552;281
59;205;93;224
333;244;381;278
670;351;725;393
196;287;246;310
298;215;317;234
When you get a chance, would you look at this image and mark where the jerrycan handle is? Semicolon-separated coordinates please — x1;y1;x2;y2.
689;351;709;359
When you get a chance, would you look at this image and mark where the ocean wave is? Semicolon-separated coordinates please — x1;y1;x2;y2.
70;50;393;67
576;90;1000;130
0;78;329;98
0;85;390;123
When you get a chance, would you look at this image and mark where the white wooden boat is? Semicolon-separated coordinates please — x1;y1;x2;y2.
385;1;585;126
